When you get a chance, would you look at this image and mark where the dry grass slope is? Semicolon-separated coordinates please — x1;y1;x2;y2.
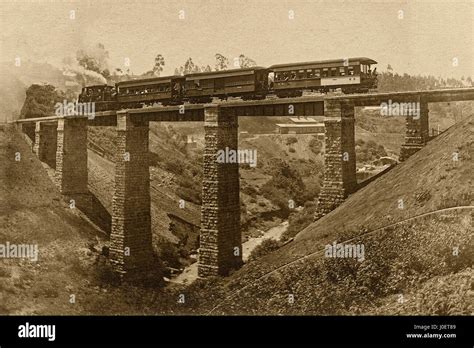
184;116;474;315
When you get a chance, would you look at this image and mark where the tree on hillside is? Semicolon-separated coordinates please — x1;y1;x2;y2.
20;84;65;119
153;54;165;76
173;54;256;74
215;53;229;71
260;159;306;215
174;58;212;75
377;72;468;92
238;54;257;68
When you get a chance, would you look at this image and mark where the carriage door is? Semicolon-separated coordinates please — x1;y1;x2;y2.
214;77;225;95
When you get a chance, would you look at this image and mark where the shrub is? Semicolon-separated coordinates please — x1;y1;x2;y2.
260;159;306;213
164;160;185;175
248;239;281;261
309;136;323;155
286;137;298;146
283;201;318;240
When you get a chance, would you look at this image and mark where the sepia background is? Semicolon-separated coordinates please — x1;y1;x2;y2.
0;0;473;316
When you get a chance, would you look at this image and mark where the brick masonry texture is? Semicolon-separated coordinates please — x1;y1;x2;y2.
400;99;429;161
315;100;357;219
34;121;57;169
110;112;154;279
198;106;242;277
55;118;88;195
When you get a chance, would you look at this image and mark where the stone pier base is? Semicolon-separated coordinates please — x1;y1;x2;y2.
198;106;242;277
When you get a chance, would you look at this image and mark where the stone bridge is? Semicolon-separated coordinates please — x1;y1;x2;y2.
15;87;474;280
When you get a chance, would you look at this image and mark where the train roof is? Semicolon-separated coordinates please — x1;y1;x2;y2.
116;75;184;88
269;57;377;71
83;84;112;88
185;66;267;80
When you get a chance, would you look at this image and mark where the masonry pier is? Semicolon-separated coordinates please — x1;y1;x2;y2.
109;111;154;279
315;100;356;219
198;105;242;277
399;98;429;161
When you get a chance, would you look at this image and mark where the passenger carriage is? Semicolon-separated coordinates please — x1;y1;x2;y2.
116;75;185;107
269;57;377;96
184;67;269;103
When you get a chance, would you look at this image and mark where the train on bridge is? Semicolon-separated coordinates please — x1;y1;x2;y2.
79;57;377;111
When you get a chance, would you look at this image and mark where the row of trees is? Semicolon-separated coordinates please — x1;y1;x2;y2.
379;64;473;92
68;43;258;84
61;41;259;88
173;53;257;75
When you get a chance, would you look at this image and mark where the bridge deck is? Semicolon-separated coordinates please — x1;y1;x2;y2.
14;87;474;125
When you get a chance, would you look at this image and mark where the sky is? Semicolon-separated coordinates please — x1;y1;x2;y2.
0;0;473;79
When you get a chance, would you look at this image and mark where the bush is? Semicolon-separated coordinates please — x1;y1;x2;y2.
309;136;323;155
286;137;298;146
179;187;201;205
283;201;317;240
164;160;185;175
260;159;306;214
248;239;281;261
242;185;258;196
356;139;387;163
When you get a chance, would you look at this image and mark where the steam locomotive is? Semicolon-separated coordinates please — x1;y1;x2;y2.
78;57;377;111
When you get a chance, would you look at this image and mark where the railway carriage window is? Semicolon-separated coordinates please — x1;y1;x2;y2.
315;69;321;78
331;68;337;77
298;69;305;79
290;71;297;80
322;68;328;77
339;67;346;76
307;69;314;78
348;67;354;75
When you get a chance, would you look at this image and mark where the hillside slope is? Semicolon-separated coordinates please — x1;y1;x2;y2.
0;124;106;314
182;115;474;315
0;125;186;315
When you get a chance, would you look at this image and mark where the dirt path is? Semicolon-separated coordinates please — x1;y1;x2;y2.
170;221;289;285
